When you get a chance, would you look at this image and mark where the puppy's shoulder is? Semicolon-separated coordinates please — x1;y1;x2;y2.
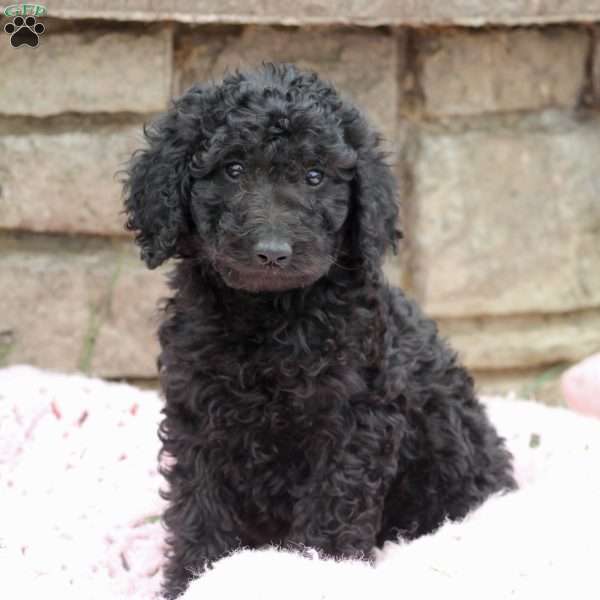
382;285;438;340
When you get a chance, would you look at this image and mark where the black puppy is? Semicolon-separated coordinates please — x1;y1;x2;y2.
123;63;515;599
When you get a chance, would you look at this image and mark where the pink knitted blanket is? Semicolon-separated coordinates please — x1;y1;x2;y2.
2;365;599;599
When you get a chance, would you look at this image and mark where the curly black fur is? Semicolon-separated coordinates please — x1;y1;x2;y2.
123;64;516;599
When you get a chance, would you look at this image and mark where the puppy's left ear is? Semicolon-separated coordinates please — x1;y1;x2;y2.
351;134;402;274
123;87;210;269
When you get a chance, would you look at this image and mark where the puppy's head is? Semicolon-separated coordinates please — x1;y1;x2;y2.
123;64;400;292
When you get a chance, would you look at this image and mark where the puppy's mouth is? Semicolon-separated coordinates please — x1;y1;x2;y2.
217;264;324;293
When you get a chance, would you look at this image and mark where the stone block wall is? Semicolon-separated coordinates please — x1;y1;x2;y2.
1;11;599;403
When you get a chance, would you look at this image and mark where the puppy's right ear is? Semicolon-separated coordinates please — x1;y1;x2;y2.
123;87;211;269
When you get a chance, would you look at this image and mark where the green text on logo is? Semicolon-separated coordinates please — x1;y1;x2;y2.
3;4;47;17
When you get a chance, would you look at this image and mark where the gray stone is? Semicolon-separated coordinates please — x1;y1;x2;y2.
0;236;166;378
0;26;172;116
418;28;588;115
412;118;600;317
91;260;167;378
473;367;566;406
593;26;600;104
440;309;600;371
0;237;119;373
0;123;144;236
174;26;400;144
47;0;600;26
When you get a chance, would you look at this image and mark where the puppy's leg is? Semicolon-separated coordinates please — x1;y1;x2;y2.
287;475;382;559
373;290;516;544
286;397;402;559
160;475;243;599
384;387;516;541
378;349;516;542
159;413;243;597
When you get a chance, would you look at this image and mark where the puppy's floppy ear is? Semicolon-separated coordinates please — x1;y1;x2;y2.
350;130;401;274
123;86;212;269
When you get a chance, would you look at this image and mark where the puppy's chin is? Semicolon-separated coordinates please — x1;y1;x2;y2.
217;266;324;293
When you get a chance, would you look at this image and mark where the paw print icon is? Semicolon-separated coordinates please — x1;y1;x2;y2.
4;16;45;48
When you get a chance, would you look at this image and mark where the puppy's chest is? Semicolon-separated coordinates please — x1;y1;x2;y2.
172;310;375;476
203;384;322;516
199;344;363;486
205;357;324;458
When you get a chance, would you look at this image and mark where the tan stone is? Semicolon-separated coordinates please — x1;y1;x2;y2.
474;367;567;407
0;236;118;372
0;236;166;378
418;28;588;115
0;122;144;236
91;260;168;378
593;26;600;104
174;26;400;144
413;118;600;317
0;26;172;116
47;0;600;27
440;309;600;371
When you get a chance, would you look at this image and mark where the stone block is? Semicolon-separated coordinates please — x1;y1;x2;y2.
418;28;588;116
46;0;600;27
0;25;172;116
413;118;600;317
440;310;600;371
593;26;600;104
91;260;167;378
473;367;566;406
0;235;166;378
0;121;144;236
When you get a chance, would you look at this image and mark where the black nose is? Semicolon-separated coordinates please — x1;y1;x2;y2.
254;239;292;267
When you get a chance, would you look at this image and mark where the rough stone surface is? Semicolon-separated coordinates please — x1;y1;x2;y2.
440;310;600;371
91;261;167;378
48;0;600;26
0;236;166;378
413;117;600;317
473;368;566;406
593;26;600;104
418;28;588;116
174;26;399;144
0;122;144;236
0;27;172;116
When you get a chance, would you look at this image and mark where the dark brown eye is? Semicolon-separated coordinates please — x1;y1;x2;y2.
305;169;324;186
225;162;245;180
